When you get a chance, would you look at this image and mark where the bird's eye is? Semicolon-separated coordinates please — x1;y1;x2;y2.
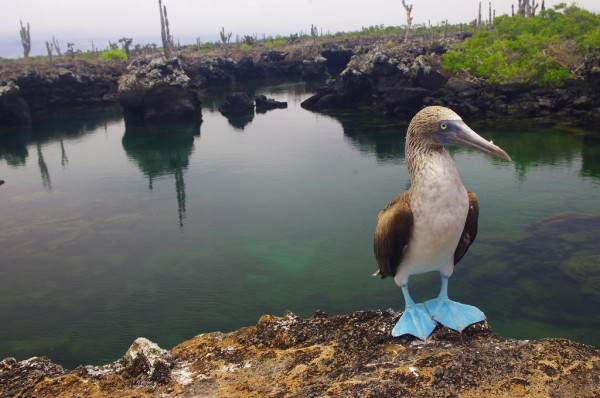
440;122;447;130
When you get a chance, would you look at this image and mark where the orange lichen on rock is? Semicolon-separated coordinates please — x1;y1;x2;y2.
2;310;600;397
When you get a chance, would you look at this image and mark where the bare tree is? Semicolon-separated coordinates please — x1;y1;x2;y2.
401;0;413;41
119;37;133;59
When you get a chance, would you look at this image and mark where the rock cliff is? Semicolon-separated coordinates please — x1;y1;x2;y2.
1;310;599;397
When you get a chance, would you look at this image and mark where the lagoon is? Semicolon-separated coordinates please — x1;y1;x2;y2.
0;82;599;369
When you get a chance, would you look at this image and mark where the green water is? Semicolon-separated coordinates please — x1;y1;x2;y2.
0;83;599;369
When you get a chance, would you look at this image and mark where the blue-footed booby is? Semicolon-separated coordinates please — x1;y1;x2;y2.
374;106;511;340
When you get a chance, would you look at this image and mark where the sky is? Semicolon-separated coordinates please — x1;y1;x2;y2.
1;0;599;58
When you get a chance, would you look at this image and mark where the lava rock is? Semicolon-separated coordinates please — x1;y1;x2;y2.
121;337;174;384
260;51;288;63
117;56;201;125
218;92;255;116
0;81;31;128
1;311;600;397
254;95;287;113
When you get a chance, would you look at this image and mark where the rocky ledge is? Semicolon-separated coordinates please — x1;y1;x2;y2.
1;310;599;397
302;39;600;125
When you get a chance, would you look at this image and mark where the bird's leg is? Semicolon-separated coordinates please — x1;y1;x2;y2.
392;284;437;339
424;274;486;332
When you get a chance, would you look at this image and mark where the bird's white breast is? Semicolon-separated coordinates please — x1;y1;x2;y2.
394;151;468;286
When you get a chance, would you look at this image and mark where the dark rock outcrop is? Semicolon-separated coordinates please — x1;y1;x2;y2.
302;48;448;118
10;61;124;112
218;91;254;116
254;95;287;113
117;57;201;125
321;47;354;76
260;51;288;63
2;310;599;397
0;81;31;129
302;41;600;125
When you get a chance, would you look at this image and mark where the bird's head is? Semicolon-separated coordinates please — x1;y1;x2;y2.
407;106;511;161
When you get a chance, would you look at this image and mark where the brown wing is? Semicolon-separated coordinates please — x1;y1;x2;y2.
374;190;413;278
454;191;479;265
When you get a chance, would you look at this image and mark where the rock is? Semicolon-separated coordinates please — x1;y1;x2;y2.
117;56;201;125
301;40;600;125
2;310;599;397
301;58;329;81
260;51;288;63
412;54;448;90
320;48;354;76
0;356;66;398
121;337;174;384
254;95;287;113
0;80;31;129
8;60;124;112
218;91;255;116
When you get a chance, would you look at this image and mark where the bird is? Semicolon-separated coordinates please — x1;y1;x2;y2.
374;106;511;340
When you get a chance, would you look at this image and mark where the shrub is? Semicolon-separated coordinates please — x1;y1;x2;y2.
99;49;127;61
442;5;600;86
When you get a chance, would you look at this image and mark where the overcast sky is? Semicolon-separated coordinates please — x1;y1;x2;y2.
1;0;598;58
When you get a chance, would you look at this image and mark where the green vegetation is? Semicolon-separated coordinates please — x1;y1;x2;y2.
99;49;127;61
442;4;600;86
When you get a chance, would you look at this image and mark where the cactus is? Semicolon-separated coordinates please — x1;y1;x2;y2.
158;0;173;58
53;36;62;56
220;27;232;56
19;20;31;58
515;0;539;17
45;41;54;61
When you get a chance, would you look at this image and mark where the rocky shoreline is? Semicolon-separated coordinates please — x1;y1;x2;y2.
2;36;599;131
301;39;600;125
1;310;599;397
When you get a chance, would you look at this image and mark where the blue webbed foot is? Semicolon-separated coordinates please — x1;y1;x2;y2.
424;275;486;333
424;297;485;332
392;303;437;339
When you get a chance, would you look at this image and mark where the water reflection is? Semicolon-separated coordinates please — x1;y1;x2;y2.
309;109;407;162
581;135;600;179
0;106;122;190
0;130;30;166
122;123;200;229
321;109;600;183
477;123;582;181
224;112;254;131
36;142;51;191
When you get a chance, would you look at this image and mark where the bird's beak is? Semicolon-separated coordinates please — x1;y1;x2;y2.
434;120;511;161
